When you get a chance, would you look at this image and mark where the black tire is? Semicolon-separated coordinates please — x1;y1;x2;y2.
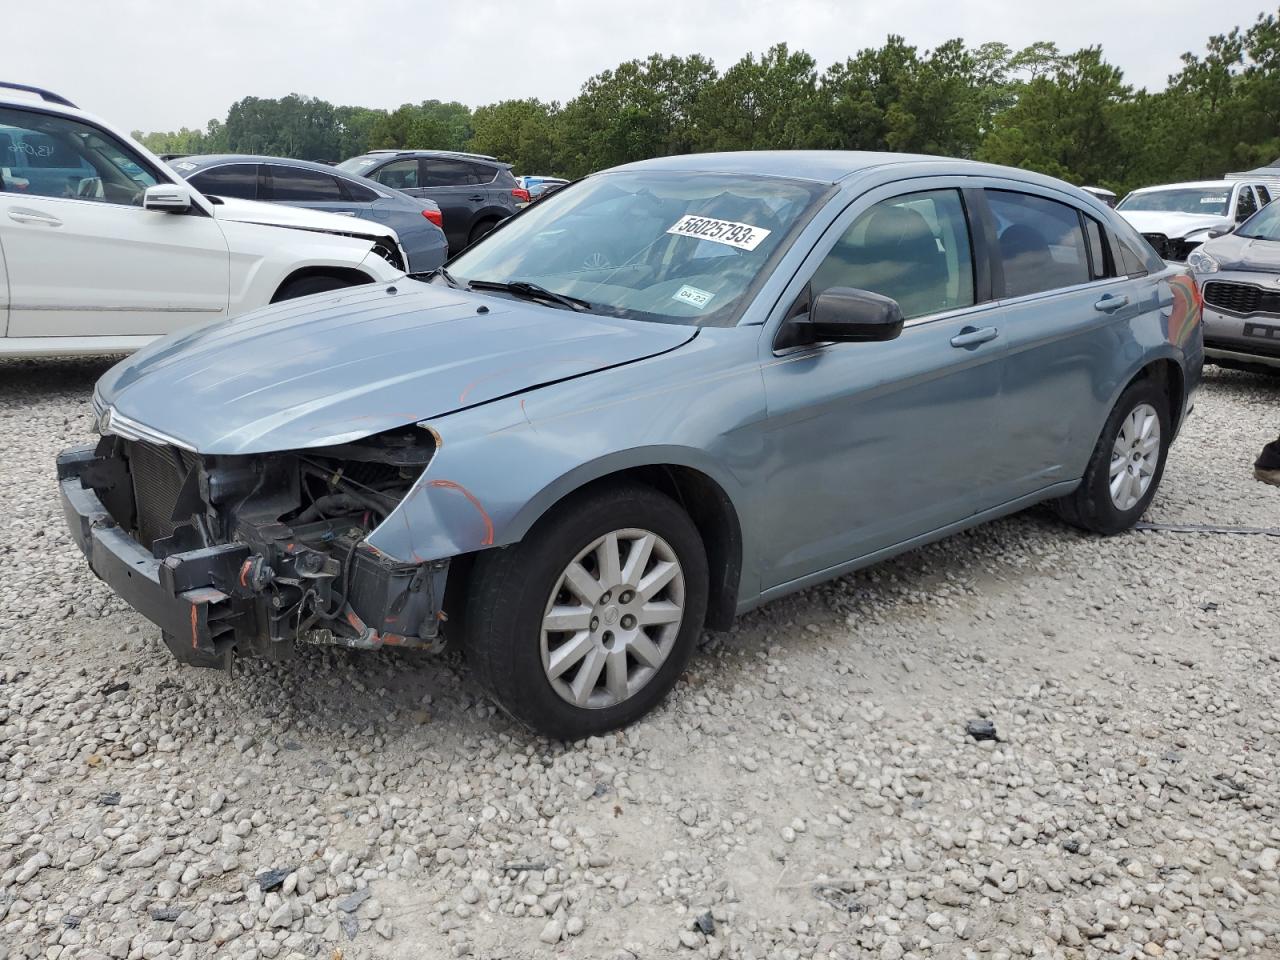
467;218;500;248
1054;377;1171;535
465;483;709;740
270;274;358;303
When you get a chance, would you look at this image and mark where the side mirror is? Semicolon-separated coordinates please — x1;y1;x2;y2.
1208;226;1234;239
784;287;904;347
143;183;193;213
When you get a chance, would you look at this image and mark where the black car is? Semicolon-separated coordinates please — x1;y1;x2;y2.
337;150;525;251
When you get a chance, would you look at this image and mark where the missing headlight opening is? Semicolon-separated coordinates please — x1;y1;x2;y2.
72;426;443;668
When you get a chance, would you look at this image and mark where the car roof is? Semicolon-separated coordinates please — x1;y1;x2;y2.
1127;180;1237;193
612;150;1085;188
358;149;506;166
175;154;356;175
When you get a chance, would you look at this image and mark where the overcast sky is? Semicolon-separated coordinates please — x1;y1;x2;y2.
14;0;1273;133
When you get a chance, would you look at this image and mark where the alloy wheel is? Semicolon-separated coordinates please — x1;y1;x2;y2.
540;528;685;709
1109;402;1161;511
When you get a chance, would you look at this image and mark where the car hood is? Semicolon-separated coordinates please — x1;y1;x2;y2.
96;281;697;454
208;196;398;243
1200;232;1280;273
1117;209;1233;239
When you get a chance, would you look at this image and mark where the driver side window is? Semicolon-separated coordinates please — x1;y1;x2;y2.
810;190;975;320
0;106;156;205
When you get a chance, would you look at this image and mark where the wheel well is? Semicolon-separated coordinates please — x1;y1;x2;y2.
440;465;743;638
578;466;742;630
1130;359;1185;432
271;266;374;302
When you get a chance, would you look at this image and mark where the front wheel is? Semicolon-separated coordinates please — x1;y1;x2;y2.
465;484;708;739
1054;378;1171;534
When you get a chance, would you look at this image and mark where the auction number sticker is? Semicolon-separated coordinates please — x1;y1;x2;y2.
666;215;771;251
672;285;715;309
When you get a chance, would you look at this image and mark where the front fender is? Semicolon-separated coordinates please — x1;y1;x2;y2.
362;327;766;570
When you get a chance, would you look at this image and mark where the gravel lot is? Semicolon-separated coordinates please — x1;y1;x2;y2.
2;358;1279;960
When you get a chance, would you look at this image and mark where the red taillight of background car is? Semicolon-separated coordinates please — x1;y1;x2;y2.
422;209;443;228
512;187;531;204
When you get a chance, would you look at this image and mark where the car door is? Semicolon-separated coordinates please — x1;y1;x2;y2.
982;187;1157;498
758;183;1007;590
0;106;228;339
421;158;483;249
262;164;362;218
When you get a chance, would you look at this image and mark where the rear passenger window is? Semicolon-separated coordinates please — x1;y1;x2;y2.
265;165;343;202
188;164;258;200
340;178;378;203
988;191;1091;297
372;159;419;190
424;159;478;186
467;162;497;184
810;189;974;320
1258;184;1272;205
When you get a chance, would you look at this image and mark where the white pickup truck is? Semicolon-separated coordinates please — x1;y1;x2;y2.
1116;178;1278;262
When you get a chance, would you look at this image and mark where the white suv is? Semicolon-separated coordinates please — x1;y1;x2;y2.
0;83;406;358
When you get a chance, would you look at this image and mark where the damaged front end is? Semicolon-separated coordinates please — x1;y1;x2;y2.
57;424;446;669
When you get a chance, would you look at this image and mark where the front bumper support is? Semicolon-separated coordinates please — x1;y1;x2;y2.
58;445;250;663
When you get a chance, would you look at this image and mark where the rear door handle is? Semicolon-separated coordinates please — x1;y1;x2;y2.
1094;293;1130;313
9;209;62;226
467;195;485;202
950;326;999;348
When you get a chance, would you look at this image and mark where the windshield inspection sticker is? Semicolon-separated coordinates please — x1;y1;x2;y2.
667;215;771;251
673;285;715;309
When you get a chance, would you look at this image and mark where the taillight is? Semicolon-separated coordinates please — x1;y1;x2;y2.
422;209;443;228
512;187;531;203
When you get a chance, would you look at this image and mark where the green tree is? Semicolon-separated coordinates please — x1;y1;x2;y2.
468;99;560;172
556;54;718;176
979;47;1133;189
367;101;473;152
693;44;823;152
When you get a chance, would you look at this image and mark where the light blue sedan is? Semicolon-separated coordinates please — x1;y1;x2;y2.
59;151;1203;739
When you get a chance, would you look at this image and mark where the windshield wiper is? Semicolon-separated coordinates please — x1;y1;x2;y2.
467;279;592;312
411;265;460;287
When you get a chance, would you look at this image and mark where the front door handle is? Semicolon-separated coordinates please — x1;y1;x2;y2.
1094;293;1130;313
950;326;999;348
9;209;62;226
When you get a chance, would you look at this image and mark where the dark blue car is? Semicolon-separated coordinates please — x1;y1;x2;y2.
170;155;448;272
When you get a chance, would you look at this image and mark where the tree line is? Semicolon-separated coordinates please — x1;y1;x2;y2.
134;10;1280;196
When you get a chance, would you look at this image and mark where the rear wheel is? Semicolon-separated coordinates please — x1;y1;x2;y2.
1054;378;1171;534
465;483;708;739
467;218;500;248
271;274;358;303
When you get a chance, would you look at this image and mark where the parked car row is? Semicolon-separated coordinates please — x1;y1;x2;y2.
0;83;409;358
168;155;448;272
1115;166;1280;374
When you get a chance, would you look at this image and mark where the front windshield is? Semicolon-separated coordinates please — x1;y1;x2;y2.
443;170;830;325
1236;201;1280;240
1118;188;1230;216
